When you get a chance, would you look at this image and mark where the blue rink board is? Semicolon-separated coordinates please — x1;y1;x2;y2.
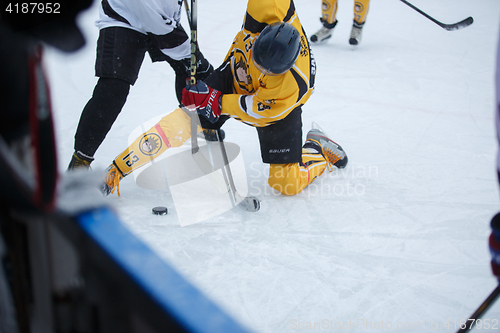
77;207;251;333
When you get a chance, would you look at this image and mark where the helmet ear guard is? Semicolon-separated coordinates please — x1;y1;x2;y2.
252;22;302;75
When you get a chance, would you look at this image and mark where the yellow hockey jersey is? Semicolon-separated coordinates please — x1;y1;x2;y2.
220;0;316;127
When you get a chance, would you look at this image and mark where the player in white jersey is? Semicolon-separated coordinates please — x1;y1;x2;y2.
67;0;214;170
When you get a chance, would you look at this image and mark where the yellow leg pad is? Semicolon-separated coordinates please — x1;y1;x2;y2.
353;0;370;25
114;108;201;175
268;150;328;196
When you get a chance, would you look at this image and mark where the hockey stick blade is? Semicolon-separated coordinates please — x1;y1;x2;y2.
400;0;473;31
441;16;473;31
233;186;261;212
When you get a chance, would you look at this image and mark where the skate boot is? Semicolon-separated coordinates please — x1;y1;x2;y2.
310;20;338;44
349;22;364;46
67;151;93;170
305;123;348;169
102;163;124;196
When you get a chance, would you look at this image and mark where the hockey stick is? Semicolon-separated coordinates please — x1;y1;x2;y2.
456;285;500;332
216;129;260;212
183;0;191;24
399;0;473;31
183;0;227;194
184;0;197;86
184;0;198;152
186;0;198;151
183;0;260;212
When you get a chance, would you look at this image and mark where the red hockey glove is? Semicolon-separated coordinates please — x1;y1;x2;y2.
490;213;500;281
181;81;222;123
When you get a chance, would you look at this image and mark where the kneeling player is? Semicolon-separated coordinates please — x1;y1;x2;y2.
102;0;348;197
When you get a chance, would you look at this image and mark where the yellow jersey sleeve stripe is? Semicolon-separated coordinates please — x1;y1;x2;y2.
290;68;308;103
243;12;268;34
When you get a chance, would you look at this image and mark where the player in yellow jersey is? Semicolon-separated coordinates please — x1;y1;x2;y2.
310;0;370;45
102;0;348;197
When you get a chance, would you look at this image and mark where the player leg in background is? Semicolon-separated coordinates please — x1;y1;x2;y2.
349;0;370;45
268;126;348;196
68;27;149;170
310;0;339;44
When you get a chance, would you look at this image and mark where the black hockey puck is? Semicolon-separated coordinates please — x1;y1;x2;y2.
152;206;168;215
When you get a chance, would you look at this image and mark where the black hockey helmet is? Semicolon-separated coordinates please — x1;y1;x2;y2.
252;22;301;75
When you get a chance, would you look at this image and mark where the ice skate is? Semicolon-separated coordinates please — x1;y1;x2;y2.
305;123;348;169
68;151;93;170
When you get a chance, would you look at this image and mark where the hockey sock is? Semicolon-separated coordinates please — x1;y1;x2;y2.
353;0;370;26
320;0;339;28
74;77;130;157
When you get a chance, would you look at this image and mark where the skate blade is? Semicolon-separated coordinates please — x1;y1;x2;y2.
311;121;331;137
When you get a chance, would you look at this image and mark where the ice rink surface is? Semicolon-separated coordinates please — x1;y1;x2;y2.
46;0;500;331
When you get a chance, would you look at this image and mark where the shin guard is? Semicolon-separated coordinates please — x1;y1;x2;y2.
268;149;327;196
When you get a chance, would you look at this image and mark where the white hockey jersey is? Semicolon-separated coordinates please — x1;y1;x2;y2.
95;0;190;60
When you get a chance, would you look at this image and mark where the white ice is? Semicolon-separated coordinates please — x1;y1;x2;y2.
45;0;500;331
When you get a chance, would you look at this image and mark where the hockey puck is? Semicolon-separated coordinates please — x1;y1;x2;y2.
152;206;168;215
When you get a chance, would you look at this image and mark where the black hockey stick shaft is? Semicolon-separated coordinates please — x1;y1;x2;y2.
184;0;200;153
456;285;500;332
399;0;473;31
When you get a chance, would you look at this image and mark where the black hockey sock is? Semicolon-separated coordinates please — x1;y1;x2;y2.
352;20;365;29
74;77;130;157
